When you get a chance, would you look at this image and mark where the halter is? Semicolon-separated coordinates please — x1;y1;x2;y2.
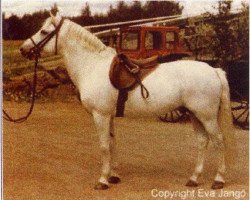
29;18;65;56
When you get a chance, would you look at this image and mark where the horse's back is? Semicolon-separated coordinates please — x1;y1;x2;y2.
148;60;221;95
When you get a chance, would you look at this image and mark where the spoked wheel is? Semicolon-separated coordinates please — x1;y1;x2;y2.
159;108;189;123
231;90;249;130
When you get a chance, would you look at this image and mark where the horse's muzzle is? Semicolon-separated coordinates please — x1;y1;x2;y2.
20;47;40;60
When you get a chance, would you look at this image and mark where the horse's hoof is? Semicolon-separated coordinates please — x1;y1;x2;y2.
94;182;109;190
185;180;198;187
108;176;121;184
211;181;224;189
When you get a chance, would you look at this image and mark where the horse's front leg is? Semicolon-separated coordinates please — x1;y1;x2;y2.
108;117;121;184
92;111;112;190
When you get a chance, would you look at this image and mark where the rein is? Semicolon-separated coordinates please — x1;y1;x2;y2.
3;56;39;123
3;18;64;123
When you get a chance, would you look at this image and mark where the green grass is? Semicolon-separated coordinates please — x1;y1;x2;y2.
3;40;64;78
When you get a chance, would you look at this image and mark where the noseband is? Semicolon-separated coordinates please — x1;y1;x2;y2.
29;18;65;56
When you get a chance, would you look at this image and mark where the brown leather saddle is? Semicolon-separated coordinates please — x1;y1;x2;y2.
109;53;159;90
109;53;159;117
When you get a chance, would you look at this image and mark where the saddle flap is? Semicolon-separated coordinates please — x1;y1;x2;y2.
109;56;137;89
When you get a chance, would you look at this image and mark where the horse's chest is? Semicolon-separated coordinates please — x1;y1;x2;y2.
80;95;95;113
79;86;97;110
79;81;117;114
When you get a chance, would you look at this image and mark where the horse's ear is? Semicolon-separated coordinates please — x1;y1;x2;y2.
50;10;62;26
50;6;59;16
49;11;55;18
50;5;62;17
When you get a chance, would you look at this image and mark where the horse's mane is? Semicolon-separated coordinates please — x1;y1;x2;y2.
65;19;107;53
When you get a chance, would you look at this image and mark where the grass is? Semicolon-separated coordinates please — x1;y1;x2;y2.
3;40;64;78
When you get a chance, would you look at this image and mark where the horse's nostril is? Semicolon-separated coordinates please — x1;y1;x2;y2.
20;47;24;52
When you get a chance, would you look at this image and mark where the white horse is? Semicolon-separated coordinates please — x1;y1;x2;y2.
20;12;236;190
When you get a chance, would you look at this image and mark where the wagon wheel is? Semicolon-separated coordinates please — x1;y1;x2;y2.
231;90;249;130
159;108;189;123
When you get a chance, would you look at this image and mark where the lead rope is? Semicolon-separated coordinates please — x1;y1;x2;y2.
3;55;39;123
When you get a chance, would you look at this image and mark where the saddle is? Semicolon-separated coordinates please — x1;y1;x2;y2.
109;53;159;117
109;53;159;90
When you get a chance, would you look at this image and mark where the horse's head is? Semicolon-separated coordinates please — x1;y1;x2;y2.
20;11;64;60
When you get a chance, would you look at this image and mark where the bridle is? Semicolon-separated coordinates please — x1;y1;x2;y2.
29;18;65;57
3;18;65;123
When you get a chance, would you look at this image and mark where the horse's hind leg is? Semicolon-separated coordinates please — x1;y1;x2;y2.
186;115;209;187
108;117;121;184
201;118;226;189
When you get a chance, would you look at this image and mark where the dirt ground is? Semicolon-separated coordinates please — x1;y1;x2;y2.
3;101;249;200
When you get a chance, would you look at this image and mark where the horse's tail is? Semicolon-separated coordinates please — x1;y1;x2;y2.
215;68;236;166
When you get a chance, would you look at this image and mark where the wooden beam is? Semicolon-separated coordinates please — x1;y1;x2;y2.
85;15;181;30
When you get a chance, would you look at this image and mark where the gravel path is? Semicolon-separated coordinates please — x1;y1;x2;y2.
3;101;249;200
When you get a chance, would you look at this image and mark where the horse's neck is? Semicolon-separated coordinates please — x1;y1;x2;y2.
59;20;116;88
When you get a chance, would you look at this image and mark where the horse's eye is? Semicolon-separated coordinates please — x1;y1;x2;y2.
41;30;49;35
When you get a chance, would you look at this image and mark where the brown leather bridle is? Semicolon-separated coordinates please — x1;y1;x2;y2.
29;18;65;57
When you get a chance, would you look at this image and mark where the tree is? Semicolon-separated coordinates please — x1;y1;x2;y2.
130;1;143;19
2;12;10;39
3;1;184;40
81;2;91;17
79;2;94;26
107;5;116;22
116;1;130;21
3;15;24;39
210;1;238;70
143;1;183;18
3;10;49;40
237;2;249;60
